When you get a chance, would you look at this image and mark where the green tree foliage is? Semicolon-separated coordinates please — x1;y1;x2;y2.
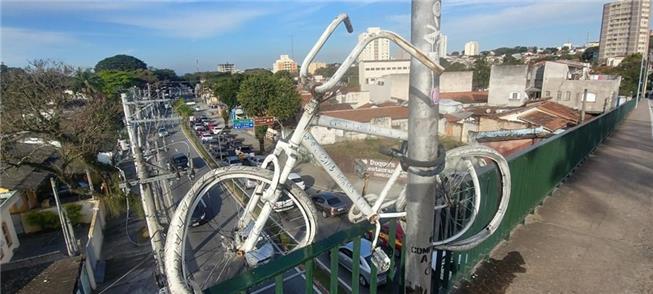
152;68;179;81
95;54;147;72
26;210;61;230
254;125;269;153
97;71;141;97
213;74;243;109
72;69;104;95
65;204;83;225
315;64;338;77
238;73;301;151
605;54;644;96
445;62;467;71
173;98;194;118
502;55;522;65
451;51;460;56
493;46;529;56
581;46;599;63
472;57;491;90
274;70;294;81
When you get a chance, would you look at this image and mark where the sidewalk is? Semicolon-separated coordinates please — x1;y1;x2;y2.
455;100;653;294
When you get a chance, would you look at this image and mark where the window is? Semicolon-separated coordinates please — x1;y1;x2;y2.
586;92;597;102
339;248;353;259
556;91;562;100
509;92;519;100
565;91;571;101
545;91;551;97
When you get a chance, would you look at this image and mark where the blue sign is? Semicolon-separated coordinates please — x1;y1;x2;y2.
232;118;254;129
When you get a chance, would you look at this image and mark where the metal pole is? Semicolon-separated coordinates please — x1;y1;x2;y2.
50;178;78;256
155;139;174;215
85;168;95;200
580;89;587;123
405;0;440;293
636;54;644;107
120;93;167;286
641;54;651;101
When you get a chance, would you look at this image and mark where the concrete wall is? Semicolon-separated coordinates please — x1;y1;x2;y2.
1;198;20;264
441;71;473;92
84;200;106;290
488;65;529;107
359;60;410;91
310;118;408;145
542;78;621;113
479;117;529;132
19;199;97;234
335;91;371;108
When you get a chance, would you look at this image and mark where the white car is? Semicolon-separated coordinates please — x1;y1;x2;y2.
193;124;205;131
288;173;306;190
211;126;223;135
200;134;214;142
158;128;169;137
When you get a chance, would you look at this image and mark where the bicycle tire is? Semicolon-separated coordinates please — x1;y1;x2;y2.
164;166;318;294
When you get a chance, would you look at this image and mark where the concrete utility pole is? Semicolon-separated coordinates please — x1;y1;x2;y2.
405;0;441;293
120;93;167;286
580;89;588;123
50;178;79;256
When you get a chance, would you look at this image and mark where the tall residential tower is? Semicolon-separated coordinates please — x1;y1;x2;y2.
598;0;650;65
358;27;390;61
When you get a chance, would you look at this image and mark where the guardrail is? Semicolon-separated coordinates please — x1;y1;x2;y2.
204;100;635;293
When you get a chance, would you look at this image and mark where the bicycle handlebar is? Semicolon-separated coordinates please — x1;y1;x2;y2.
300;13;446;96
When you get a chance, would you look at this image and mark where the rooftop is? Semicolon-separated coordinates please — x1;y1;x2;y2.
439;91;488;104
320;105;408;123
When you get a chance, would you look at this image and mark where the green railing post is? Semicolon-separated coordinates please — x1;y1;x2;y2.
352;238;361;294
387;219;398;281
305;259;314;294
330;247;339;294
274;274;283;294
370;261;378;294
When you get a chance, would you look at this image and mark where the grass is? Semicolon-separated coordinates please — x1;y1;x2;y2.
181;121;219;169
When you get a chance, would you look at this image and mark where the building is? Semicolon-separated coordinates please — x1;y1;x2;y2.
358;27;390;62
358;60;410;90
464;41;480;56
487;64;532;107
598;0;650;64
272;55;298;73
311;104;409;144
440;34;448;57
217;63;236;73
307;62;327;75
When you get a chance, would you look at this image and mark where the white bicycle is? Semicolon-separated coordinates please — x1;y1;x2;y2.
164;14;511;293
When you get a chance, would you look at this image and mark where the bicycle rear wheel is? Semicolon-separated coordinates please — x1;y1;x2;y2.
164;166;318;293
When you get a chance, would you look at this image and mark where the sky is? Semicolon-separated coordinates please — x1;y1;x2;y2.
1;0;648;74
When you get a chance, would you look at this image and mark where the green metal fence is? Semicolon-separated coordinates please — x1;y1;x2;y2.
205;100;635;294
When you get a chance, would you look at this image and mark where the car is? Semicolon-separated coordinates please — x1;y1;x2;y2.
338;239;389;287
169;153;189;171
245;155;266;166
193;124;205;131
365;222;405;254
157;127;169;138
190;197;209;227
200;133;214;142
223;156;242;166
194;105;201;112
311;192;349;218
288;173;306;190
235;146;254;157
239;223;274;267
211;126;223;135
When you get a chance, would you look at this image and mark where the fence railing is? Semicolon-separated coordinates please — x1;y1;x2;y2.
205;100;635;293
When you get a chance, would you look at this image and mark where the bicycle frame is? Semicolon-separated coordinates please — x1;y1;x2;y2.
239;13;441;252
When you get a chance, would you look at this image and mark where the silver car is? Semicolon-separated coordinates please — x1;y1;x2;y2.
338;239;388;287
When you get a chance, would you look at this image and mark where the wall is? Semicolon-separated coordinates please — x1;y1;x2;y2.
84;200;106;290
1;194;20;264
441;71;473;92
542;78;621;113
310;118;408;145
335;91;371;108
478;117;529;132
358;60;410;91
488;65;529;107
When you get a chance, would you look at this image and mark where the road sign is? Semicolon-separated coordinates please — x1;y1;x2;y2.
254;116;275;126
232;118;254;129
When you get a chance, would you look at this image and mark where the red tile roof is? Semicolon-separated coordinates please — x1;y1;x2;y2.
537;101;580;123
439;91;488;104
518;111;570;131
320;105;409;123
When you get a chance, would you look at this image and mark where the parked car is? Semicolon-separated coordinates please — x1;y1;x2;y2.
365;223;405;254
169;153;189;171
211;126;223;134
191;197;209;227
338;239;389;287
288;173;306;190
239;223;274;267
158;127;169;138
192;124;205;131
223;156;242;166
311;192;349;217
245;155;266;166
200;133;214;142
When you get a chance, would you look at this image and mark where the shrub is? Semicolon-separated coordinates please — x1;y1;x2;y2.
64;204;83;225
26;210;60;230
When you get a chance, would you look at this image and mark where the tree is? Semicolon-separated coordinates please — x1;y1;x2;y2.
237;73;301;151
97;70;140;98
502;55;522;65
152;68;179;81
581;46;599;63
173;98;193;118
472;57;491;90
213;74;243;109
95;54;147;72
1;60;121;193
451;51;460;56
608;53;644;96
315;64;338;77
72;68;104;96
274;70;294;81
445;62;467;72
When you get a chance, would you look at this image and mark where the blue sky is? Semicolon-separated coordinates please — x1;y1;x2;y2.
1;0;647;74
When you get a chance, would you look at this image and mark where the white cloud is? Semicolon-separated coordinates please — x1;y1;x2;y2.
105;8;268;39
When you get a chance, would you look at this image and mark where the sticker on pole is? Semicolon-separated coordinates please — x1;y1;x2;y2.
431;87;440;104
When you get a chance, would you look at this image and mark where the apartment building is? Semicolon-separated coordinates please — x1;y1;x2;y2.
272;55;298;73
464;41;480;56
217;63;236;73
598;0;650;65
357;27;390;62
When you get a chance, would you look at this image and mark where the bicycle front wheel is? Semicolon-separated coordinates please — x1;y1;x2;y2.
164;166;318;293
